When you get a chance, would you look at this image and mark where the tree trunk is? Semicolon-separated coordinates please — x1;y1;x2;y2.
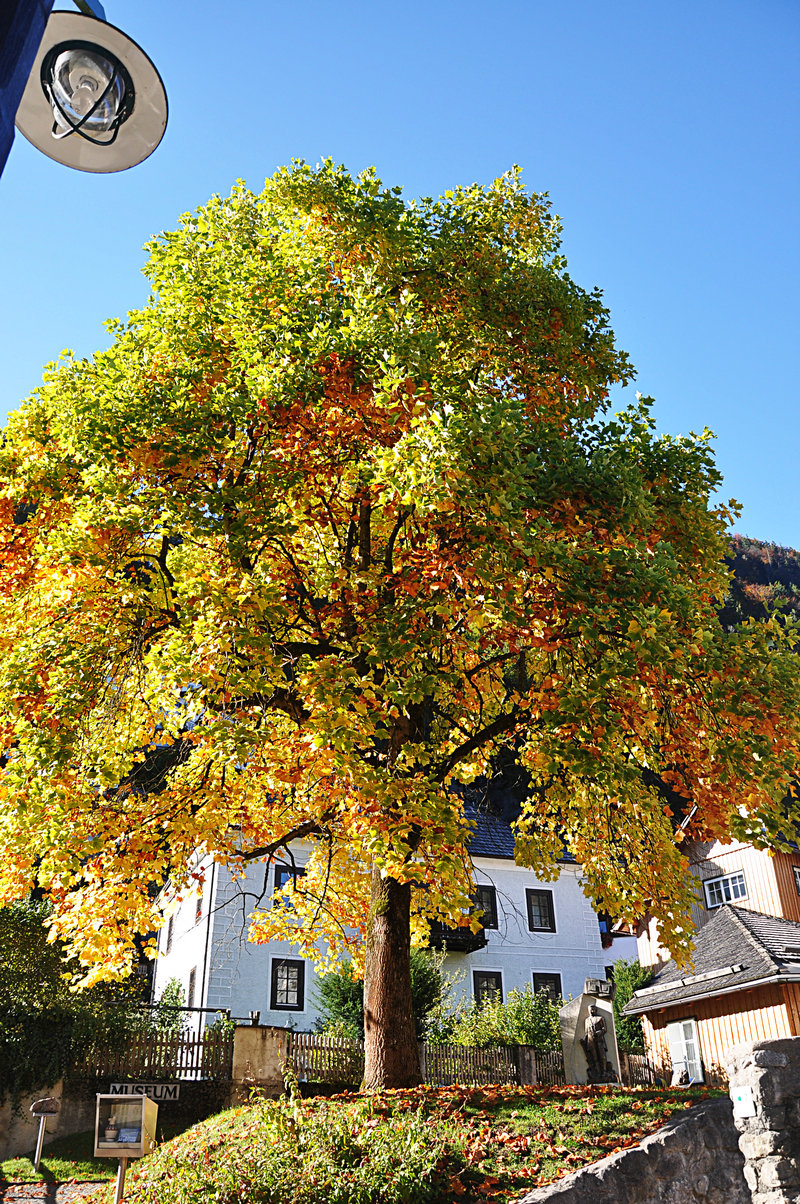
362;864;422;1089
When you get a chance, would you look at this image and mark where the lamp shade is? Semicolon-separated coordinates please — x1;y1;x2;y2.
15;11;167;172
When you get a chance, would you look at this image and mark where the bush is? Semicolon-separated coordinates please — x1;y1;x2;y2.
611;959;654;1054
446;985;562;1051
0;898;164;1104
314;962;364;1042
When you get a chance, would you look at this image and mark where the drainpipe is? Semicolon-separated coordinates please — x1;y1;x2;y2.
199;859;217;1033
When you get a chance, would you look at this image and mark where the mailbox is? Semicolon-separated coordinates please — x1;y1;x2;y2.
30;1097;61;1171
94;1094;157;1160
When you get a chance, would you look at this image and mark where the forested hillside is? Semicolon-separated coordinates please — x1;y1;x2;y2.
721;536;800;627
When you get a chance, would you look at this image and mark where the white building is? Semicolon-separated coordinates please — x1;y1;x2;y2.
152;807;637;1028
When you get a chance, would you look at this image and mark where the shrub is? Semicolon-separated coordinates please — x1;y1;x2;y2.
315;949;448;1041
314;961;364;1042
0;898;161;1104
447;985;562;1051
611;958;654;1053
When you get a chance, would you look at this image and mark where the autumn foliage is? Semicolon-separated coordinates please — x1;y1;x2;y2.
1;163;799;1087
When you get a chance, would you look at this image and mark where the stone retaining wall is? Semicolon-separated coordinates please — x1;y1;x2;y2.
516;1098;749;1204
0;1081;63;1163
726;1037;800;1204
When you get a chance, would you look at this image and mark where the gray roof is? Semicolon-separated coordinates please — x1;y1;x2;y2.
462;800;575;863
624;904;800;1015
466;805;517;859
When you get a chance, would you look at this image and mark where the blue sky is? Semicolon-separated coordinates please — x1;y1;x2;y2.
2;0;798;545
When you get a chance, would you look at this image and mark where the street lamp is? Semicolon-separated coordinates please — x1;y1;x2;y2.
15;8;167;172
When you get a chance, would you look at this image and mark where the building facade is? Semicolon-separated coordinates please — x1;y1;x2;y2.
629;839;800;1083
152;810;637;1030
636;838;800;971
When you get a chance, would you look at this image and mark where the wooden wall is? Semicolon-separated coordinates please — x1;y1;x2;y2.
642;983;795;1084
637;842;800;969
688;841;781;929
773;854;800;923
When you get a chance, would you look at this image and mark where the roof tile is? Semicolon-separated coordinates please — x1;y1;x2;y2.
624;904;800;1015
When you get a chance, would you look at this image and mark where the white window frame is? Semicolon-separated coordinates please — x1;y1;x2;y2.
793;865;800;897
703;870;747;909
666;1017;704;1083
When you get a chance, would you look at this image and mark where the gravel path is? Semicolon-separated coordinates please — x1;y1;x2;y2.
0;1183;105;1204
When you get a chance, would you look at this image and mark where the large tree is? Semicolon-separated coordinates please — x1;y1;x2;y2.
1;163;799;1088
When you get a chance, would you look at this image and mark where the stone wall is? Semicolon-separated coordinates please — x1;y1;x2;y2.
726;1037;800;1204
516;1098;749;1204
230;1024;289;1100
0;1076;239;1162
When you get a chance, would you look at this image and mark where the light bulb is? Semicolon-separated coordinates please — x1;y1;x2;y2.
47;45;127;139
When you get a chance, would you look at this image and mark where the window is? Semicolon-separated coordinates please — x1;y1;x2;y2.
165;915;174;954
195;887;203;923
703;871;747;909
597;910;614;949
793;866;800;897
475;884;498;930
473;970;503;1006
274;864;305;893
526;889;556;932
187;966;196;1010
532;972;562;1001
270;958;305;1011
665;1018;704;1083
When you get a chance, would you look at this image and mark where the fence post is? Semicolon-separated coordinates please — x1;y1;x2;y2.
619;1050;629;1085
516;1046;538;1086
508;1044;521;1085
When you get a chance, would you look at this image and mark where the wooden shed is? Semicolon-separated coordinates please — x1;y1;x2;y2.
624;905;800;1085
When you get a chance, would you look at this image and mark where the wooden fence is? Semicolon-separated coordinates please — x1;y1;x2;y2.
72;1027;234;1082
618;1051;663;1087
288;1033;565;1088
72;1027;652;1090
290;1031;365;1084
419;1042;520;1086
532;1050;567;1087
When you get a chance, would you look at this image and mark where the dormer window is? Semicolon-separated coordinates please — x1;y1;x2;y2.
704;871;747;909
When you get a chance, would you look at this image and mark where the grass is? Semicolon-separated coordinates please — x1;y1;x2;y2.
79;1083;721;1204
0;1120;190;1185
440;1082;720;1194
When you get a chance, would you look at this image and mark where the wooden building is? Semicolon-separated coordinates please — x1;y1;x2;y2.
636;838;800;971
625;904;800;1085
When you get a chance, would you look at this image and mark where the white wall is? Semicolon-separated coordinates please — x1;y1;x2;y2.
151;856;218;1031
449;857;621;1005
151;847;637;1029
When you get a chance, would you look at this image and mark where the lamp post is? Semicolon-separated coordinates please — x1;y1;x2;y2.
1;0;166;177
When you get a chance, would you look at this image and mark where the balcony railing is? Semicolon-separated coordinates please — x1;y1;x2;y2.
427;921;488;953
